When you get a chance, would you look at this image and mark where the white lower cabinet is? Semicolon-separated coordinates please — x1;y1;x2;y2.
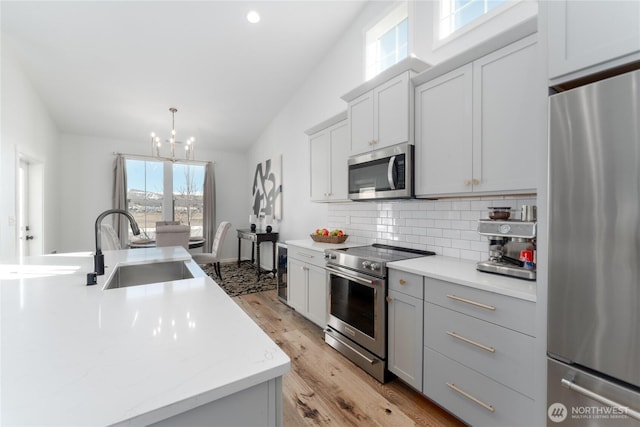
287;245;328;328
422;277;536;425
423;347;534;427
386;269;536;425
387;269;424;391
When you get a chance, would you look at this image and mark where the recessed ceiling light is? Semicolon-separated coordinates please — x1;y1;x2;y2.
246;10;260;24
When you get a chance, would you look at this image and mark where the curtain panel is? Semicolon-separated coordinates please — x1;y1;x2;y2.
203;162;216;253
113;155;129;247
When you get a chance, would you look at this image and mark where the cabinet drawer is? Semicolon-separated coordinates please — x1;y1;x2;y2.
288;246;326;269
424;277;535;336
424;302;535;398
388;269;423;299
423;347;534;427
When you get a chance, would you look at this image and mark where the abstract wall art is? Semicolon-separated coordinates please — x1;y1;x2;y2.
251;155;282;220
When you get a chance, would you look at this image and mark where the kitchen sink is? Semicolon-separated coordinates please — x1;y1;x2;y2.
104;260;194;290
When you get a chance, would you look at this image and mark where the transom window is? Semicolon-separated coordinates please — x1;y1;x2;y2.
365;2;409;81
439;0;509;40
125;158;205;239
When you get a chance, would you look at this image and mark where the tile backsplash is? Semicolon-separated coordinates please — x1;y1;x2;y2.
327;195;536;261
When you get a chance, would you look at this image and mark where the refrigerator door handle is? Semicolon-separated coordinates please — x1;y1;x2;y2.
561;377;640;421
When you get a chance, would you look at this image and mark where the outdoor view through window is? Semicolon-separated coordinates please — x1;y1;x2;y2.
126;159;205;239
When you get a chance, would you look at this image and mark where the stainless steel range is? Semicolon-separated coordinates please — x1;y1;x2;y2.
324;244;435;383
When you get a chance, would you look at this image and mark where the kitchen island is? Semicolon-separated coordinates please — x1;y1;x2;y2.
0;247;290;426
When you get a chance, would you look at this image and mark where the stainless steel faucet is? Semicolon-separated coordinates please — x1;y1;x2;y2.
87;209;141;285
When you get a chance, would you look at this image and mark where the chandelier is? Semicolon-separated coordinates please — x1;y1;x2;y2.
150;107;195;160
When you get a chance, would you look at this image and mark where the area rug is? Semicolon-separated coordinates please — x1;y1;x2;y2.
203;262;276;297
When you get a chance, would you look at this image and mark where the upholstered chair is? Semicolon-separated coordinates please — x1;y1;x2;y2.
101;223;122;250
192;221;232;280
155;224;190;250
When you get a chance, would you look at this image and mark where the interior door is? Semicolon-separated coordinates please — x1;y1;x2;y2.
18;159;31;257
17;158;43;257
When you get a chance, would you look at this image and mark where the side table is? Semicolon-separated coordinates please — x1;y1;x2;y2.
237;228;279;280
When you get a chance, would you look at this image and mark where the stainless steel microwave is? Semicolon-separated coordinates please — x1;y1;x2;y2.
348;143;414;201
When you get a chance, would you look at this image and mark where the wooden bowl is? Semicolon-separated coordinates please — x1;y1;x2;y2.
310;234;348;244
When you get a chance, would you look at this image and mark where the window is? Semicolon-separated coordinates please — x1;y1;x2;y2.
439;0;509;40
365;2;409;81
125;158;205;239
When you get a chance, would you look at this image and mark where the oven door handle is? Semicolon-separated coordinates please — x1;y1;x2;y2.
325;266;376;287
387;155;397;190
325;329;377;365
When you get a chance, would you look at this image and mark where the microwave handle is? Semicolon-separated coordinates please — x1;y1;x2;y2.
387;156;397;190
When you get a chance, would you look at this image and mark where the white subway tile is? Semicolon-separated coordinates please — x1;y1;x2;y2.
442;247;461;258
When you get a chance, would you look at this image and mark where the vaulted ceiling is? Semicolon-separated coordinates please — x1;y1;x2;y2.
1;1;367;152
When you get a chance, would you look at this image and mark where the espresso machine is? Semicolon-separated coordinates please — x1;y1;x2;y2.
476;206;537;281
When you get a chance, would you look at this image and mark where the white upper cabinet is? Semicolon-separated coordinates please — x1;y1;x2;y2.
415;64;473;195
306;112;349;202
348;72;411;155
415;35;541;197
342;57;430;156
546;0;640;85
472;35;539;193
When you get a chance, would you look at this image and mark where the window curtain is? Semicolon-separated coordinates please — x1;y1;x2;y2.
202;162;216;252
113;155;129;247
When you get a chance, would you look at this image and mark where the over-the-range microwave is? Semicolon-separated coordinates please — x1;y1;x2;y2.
348;143;414;201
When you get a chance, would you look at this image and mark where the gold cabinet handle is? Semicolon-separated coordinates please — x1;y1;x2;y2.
446;331;495;353
464;179;471;186
399;279;406;285
472;178;480;185
446;294;496;311
386;295;393;302
446;383;495;413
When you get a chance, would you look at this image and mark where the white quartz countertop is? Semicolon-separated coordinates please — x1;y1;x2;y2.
0;247;290;426
285;238;364;252
388;256;537;302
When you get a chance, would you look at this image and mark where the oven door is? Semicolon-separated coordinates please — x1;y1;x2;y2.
326;265;386;358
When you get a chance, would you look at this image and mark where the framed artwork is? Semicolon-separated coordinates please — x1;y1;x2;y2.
252;155;282;220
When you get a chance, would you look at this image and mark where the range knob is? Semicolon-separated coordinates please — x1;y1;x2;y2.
370;262;381;271
362;261;371;269
325;253;337;260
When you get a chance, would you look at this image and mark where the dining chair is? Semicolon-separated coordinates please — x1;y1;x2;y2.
192;221;232;280
101;223;122;250
155;224;190;250
155;221;180;227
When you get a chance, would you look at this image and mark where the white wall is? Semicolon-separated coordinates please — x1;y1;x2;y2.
0;48;60;261
57;134;248;262
248;0;537;246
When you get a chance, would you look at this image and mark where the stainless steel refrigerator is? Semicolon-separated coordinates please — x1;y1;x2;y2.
548;69;640;425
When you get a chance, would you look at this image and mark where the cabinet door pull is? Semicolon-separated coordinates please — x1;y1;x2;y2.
446;383;495;413
386;295;393;302
446;294;496;311
446;331;495;353
472;178;480;186
296;252;314;259
399;279;406;285
464;179;471;186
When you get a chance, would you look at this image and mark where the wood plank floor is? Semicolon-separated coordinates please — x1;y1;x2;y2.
234;289;466;427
